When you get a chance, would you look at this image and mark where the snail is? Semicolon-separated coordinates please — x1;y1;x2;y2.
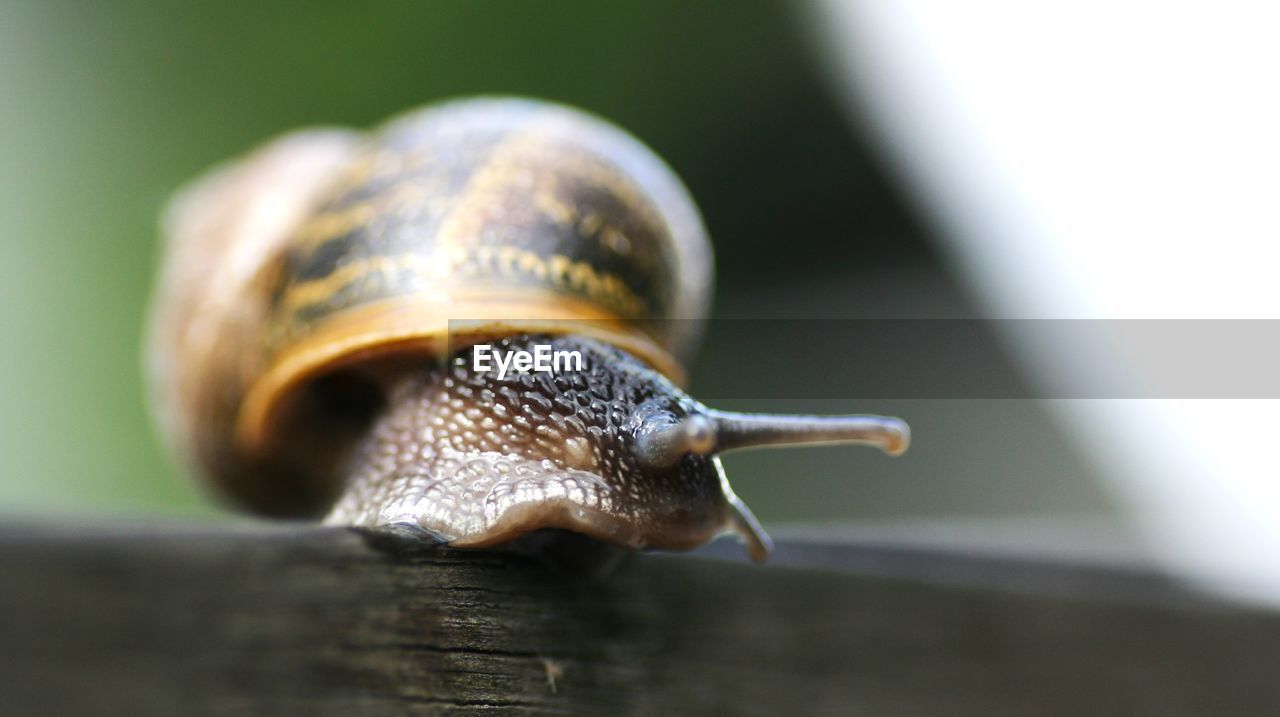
146;97;909;562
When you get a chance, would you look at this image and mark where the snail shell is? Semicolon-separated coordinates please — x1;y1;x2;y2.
147;97;907;561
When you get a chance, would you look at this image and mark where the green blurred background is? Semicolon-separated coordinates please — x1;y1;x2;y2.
0;1;1116;528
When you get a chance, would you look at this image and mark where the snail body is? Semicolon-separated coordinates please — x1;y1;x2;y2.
147;97;908;561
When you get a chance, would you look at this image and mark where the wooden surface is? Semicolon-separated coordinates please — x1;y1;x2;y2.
1;523;1278;716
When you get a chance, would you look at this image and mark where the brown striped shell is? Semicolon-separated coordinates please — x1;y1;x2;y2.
147;98;713;518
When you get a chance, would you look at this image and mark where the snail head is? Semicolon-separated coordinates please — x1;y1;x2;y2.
326;334;908;562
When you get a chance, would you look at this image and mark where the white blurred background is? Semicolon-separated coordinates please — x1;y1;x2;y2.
812;0;1280;602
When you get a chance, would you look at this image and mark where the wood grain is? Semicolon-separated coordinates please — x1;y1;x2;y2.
1;523;1276;716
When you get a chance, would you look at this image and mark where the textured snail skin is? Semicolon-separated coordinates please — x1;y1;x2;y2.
326;334;770;561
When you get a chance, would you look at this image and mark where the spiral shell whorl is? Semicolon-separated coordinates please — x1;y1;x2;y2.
269;98;711;362
150;98;713;518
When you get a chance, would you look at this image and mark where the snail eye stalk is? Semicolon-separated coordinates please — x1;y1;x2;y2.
635;411;910;471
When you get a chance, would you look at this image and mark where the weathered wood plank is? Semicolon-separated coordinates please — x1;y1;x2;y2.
1;524;1277;716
